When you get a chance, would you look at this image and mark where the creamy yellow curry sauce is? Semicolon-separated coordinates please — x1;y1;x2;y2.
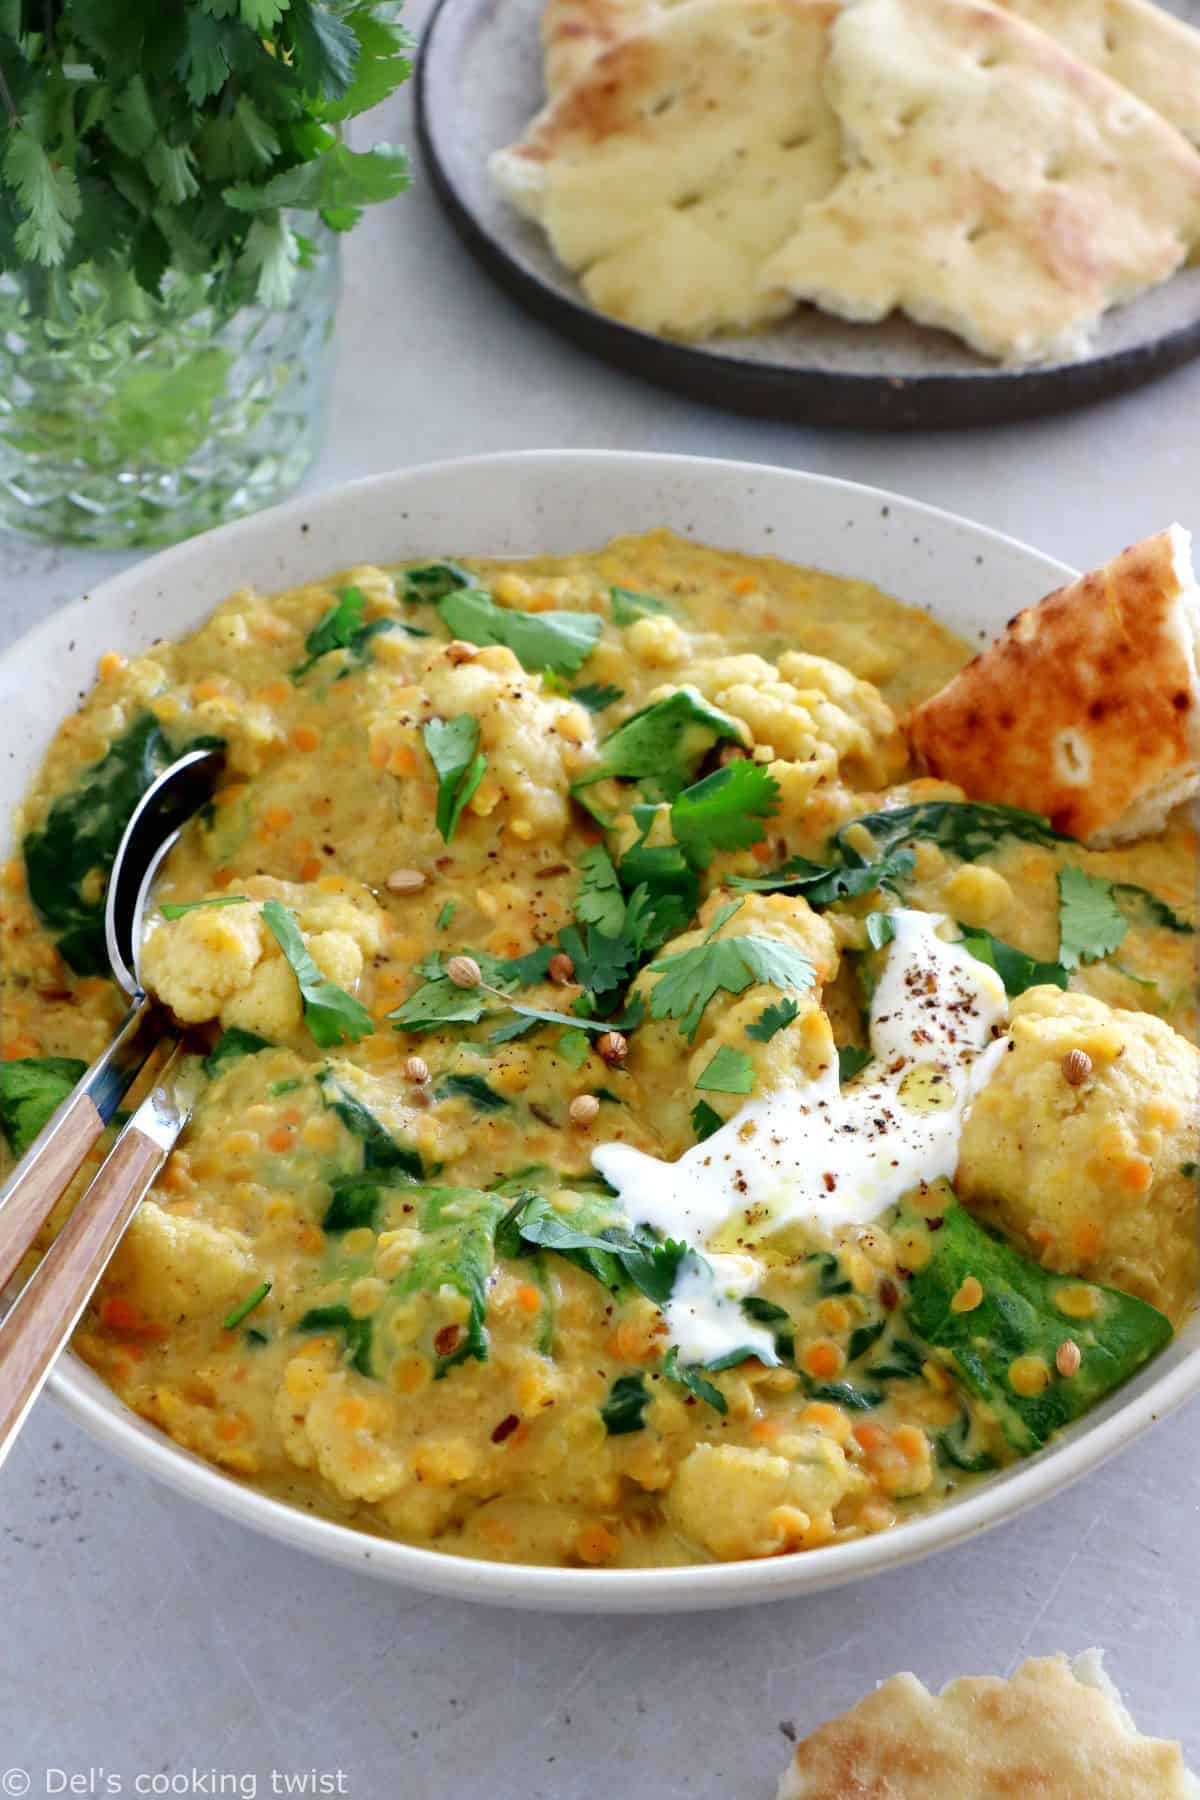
2;531;1196;1568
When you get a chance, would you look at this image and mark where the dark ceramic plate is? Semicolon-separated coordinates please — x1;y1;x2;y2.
415;0;1200;429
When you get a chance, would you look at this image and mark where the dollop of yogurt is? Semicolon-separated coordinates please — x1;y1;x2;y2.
593;911;1009;1359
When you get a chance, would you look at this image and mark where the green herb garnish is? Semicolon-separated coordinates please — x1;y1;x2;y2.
694;1046;754;1095
401;562;474;604
663;1347;726;1414
571;690;745;813
669;761;779;868
645;934;815;1041
223;1281;271;1331
691;1099;723;1142
160;894;250;919
423;715;487;844
434;1072;509;1112
297;1304;373;1378
316;1067;422;1177
600;1373;651;1435
202;1027;273;1079
837;1044;872;1084
575;844;626;936
731;847;914;903
438;587;601;677
436;900;456;932
261;900;374;1047
836;801;1073;864
609;586;675;626
746;998;799;1043
0;1056;86;1158
570;682;624;713
1057;867;1128;970
957;925;1068;996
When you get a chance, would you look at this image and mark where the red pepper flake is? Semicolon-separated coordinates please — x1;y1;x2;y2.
491;1413;520;1444
434;1324;461;1357
821;1172;837;1193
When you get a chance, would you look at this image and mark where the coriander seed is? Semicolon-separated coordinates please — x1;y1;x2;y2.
569;1094;600;1126
596;1030;628;1066
1062;1048;1092;1086
446;955;482;988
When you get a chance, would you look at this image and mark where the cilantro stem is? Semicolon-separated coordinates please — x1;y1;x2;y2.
223;1281;271;1331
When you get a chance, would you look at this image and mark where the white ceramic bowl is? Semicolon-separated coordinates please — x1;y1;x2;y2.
7;451;1197;1611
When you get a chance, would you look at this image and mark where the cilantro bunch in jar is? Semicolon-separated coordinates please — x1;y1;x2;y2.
0;1;411;546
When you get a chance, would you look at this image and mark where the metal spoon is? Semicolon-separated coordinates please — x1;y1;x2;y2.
0;744;223;1464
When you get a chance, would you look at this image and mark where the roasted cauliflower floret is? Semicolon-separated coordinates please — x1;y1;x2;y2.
141;875;384;1039
958;987;1200;1323
655;649;903;797
105;1201;259;1326
667;1435;862;1560
366;642;597;849
624;889;840;1152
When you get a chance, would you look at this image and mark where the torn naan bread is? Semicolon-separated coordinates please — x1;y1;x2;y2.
908;524;1200;846
777;1651;1198;1800
540;0;664;96
491;0;841;340
760;0;1200;365
993;0;1200;145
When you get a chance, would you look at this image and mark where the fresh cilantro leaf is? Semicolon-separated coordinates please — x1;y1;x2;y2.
401;561;474;604
600;1373;651;1435
292;586;402;680
316;1068;423;1177
836;801;1072;865
202;1027;273;1079
392;1185;508;1375
423;715;487;843
318;11;412;123
958;925;1068;996
609;586;675;626
576;845;626;936
670;761;780;869
691;1100;723;1142
5;127;82;267
570;682;623;713
556;1029;591;1068
436;901;456;932
434;1073;509;1112
498;1192;687;1307
1057;867;1128;970
865;913;896;950
571;691;746;813
297;1304;372;1377
224;141;410;222
261;899;374;1047
438;587;601;677
160;894;250;919
663;1347;727;1414
322;1174;387;1233
0;1056;87;1159
555;920;639;1009
731;847;915;902
837;1045;872;1084
646;935;815;1041
287;0;359;99
223;1281;270;1330
390;973;490;1033
746;997;799;1042
703;899;744;940
499;945;557;987
695;1046;754;1095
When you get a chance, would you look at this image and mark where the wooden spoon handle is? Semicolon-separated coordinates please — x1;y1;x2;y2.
0;996;157;1295
0;1048;190;1471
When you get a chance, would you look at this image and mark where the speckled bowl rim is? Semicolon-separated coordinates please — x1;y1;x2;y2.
6;449;1195;1610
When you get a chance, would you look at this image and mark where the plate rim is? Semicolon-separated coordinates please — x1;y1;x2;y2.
8;446;1195;1610
414;0;1200;430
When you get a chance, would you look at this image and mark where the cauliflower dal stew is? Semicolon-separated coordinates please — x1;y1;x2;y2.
2;531;1197;1568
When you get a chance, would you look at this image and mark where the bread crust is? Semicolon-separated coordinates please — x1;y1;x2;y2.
908;525;1200;845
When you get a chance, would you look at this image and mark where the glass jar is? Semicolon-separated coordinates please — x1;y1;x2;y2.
0;224;340;549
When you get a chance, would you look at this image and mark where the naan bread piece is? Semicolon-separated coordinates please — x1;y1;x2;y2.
760;0;1200;365
491;0;841;340
908;525;1200;846
540;0;662;96
994;0;1200;145
778;1651;1199;1800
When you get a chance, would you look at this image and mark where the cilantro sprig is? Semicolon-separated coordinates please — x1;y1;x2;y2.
0;3;412;304
261;899;374;1047
437;586;601;677
646;933;815;1041
571;690;746;814
1057;866;1128;969
423;715;487;843
291;585;412;682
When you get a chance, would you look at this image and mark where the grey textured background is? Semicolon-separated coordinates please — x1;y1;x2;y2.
2;13;1199;1792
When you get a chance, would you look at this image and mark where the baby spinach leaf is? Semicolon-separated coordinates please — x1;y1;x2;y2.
694;1045;754;1095
836;801;1073;865
570;681;623;713
1057;867;1128;970
669;761;779;869
290;586;412;681
731;847;915;904
438;587;601;677
898;1192;1172;1454
691;1099;723;1142
392;1185;509;1375
601;1373;651;1435
434;1072;509;1112
957;925;1068;996
422;715;487;843
837;1044;872;1084
571;690;746;813
746;997;799;1043
261;900;374;1048
936;1406;998;1474
802;1377;885;1410
497;1190;687;1306
297;1304;373;1377
400;560;474;604
0;1055;86;1158
609;585;675;626
316;1067;423;1177
202;1026;273;1080
23;714;174;975
1111;881;1195;935
322;1173;388;1234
